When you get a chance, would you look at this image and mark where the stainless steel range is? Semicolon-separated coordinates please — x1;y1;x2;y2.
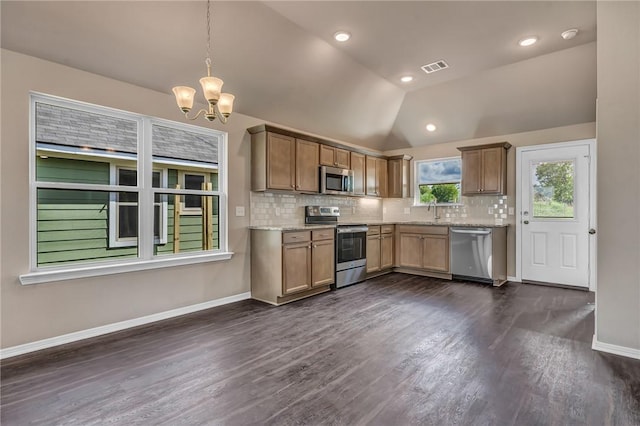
304;206;368;289
335;224;368;288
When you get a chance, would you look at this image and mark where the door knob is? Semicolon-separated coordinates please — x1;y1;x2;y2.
589;228;596;235
523;220;529;225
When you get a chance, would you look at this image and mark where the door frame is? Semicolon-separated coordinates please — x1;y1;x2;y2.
515;139;597;291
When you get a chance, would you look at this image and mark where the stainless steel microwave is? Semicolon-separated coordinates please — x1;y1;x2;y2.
320;166;354;196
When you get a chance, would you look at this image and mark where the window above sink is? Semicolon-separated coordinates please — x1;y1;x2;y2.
414;157;462;206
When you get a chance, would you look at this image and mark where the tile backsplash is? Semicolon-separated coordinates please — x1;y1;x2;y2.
250;192;382;226
250;192;514;227
382;196;514;226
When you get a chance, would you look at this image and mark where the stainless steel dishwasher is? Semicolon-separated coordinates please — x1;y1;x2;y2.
450;227;493;282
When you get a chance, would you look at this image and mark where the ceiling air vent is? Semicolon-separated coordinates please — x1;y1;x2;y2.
421;60;449;74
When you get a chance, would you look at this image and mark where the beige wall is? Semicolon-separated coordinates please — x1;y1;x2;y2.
595;1;640;351
0;49;263;348
384;122;597;276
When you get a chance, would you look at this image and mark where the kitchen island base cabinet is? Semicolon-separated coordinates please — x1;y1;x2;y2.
251;228;334;306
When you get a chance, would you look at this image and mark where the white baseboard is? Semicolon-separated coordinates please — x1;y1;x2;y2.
592;334;640;360
507;276;521;283
0;292;252;360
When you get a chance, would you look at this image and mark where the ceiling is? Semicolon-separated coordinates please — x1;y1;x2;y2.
0;1;597;151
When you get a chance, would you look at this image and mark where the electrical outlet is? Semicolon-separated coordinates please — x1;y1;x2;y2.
488;207;494;214
352;206;356;214
404;207;411;214
508;207;515;215
235;206;245;217
382;207;387;214
275;207;280;216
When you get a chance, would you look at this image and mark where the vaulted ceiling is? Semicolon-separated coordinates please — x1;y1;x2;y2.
1;1;597;150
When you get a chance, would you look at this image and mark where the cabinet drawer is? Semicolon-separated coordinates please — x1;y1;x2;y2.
396;225;449;235
283;231;311;244
367;226;381;236
312;229;335;241
381;225;394;234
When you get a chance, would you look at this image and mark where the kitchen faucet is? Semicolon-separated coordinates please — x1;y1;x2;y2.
428;201;440;221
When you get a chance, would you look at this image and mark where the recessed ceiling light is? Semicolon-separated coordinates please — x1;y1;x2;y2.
334;31;351;42
561;29;579;40
426;123;437;132
400;75;414;83
518;36;538;47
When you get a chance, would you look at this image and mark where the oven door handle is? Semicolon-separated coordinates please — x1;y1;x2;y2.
336;227;369;234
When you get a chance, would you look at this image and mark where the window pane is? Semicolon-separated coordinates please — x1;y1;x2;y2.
416;158;462;205
532;161;575;218
36;188;138;267
154;194;219;256
419;183;461;204
118;169;137;186
35;102;137;184
118;205;138;238
36;156;111;184
152;171;161;188
184;174;205;208
417;158;461;185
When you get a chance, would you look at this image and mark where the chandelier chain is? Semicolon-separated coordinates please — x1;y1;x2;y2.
206;0;212;67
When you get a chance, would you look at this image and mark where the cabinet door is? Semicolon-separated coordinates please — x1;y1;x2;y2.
295;139;319;192
398;233;423;269
422;234;449;272
380;234;394;270
351;152;366;195
366;156;378;196
377;158;388;198
481;147;503;194
387;159;402;198
319;145;335;167
461;149;482;195
267;133;296;190
282;242;311;295
311;239;335;287
366;234;381;273
334;148;351;169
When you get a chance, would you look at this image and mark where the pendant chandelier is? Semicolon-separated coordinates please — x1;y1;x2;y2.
172;0;234;124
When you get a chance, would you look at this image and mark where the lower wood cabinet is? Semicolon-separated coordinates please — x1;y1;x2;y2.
366;225;394;275
395;225;450;276
252;228;334;305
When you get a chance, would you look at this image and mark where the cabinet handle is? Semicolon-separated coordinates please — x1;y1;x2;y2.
313;244;317;248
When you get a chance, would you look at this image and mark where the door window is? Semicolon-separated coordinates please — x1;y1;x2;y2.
531;160;575;219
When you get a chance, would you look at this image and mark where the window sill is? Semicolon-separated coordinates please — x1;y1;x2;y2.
19;251;234;285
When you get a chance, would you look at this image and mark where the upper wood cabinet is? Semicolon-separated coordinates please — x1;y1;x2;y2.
366;156;388;197
320;144;350;169
458;142;511;195
351;152;366;196
251;131;320;193
295;138;320;193
387;155;412;198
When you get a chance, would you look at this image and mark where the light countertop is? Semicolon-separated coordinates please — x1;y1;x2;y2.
249;222;509;231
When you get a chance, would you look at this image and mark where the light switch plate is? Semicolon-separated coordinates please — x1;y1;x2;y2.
235;206;245;217
404;207;411;214
508;207;515;215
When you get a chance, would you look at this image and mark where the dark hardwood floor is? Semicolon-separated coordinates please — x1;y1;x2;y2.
2;273;640;425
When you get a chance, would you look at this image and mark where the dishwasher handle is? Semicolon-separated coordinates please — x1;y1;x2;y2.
450;229;491;235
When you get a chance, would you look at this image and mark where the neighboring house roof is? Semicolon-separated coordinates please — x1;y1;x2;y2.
35;102;218;164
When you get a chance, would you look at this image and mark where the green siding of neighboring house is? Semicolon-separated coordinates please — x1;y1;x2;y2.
36;157;219;267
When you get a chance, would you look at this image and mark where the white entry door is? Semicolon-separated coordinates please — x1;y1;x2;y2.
519;142;594;288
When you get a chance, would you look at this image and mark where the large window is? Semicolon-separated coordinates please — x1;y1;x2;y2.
25;93;229;283
414;157;462;206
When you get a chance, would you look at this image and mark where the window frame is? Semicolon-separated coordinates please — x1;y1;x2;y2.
413;156;463;207
23;92;231;285
178;171;209;215
108;165;168;248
